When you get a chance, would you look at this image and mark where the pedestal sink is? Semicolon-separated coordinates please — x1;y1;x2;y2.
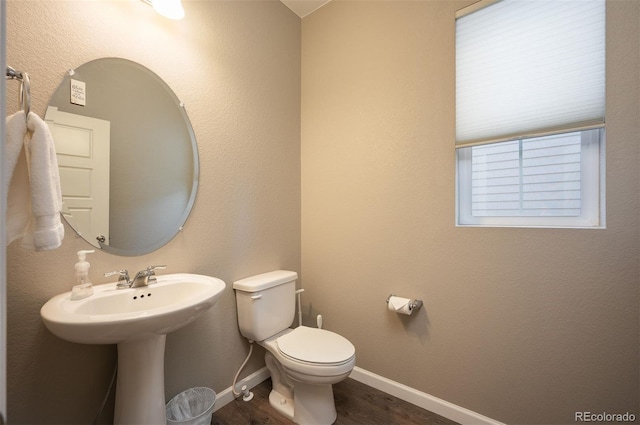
40;273;226;424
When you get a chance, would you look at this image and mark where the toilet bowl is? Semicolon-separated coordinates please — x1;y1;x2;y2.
233;270;356;425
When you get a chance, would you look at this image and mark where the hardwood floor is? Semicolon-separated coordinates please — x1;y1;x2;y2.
211;378;459;425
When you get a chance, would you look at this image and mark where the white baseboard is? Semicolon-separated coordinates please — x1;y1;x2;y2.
349;367;505;425
213;366;270;412
212;365;503;425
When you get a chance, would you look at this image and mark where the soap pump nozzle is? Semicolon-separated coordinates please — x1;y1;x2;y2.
76;249;94;262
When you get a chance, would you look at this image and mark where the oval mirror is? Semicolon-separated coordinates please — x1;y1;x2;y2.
46;58;199;256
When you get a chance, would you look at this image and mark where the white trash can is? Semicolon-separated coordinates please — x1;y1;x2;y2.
166;387;216;425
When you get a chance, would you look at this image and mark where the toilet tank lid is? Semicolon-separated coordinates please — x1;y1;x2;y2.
233;270;298;292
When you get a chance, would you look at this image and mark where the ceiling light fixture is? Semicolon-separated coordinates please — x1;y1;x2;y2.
141;0;185;20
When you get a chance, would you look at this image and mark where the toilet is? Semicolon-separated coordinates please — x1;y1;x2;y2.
233;270;355;425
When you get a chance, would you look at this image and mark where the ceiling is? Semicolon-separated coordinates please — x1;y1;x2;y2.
280;0;332;18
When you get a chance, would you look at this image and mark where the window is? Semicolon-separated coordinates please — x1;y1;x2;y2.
455;0;606;228
457;129;603;227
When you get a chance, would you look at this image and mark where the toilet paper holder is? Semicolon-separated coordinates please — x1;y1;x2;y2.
386;294;423;311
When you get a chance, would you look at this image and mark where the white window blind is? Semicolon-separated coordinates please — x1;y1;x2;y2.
455;0;606;146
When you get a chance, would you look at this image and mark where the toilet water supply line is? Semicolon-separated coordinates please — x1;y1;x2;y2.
232;288;316;402
232;339;255;401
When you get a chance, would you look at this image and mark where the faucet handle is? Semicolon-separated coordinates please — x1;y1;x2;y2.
146;265;167;272
104;269;129;279
104;270;130;288
145;265;166;285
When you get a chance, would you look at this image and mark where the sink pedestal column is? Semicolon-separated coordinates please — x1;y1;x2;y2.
114;334;167;424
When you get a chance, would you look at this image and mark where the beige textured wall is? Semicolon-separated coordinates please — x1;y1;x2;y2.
5;1;300;423
301;1;639;424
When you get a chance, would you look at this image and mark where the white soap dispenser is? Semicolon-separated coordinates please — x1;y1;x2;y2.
71;250;95;300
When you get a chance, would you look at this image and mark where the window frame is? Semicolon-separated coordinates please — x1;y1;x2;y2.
454;0;606;229
456;129;605;228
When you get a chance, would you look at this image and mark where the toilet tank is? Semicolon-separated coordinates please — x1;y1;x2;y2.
233;270;298;341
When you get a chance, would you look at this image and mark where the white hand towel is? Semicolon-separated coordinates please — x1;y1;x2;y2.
21;112;64;251
5;111;31;245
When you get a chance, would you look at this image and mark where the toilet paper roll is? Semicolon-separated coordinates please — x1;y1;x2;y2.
387;296;413;315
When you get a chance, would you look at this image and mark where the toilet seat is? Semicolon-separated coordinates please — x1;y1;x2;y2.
260;326;356;381
276;326;355;366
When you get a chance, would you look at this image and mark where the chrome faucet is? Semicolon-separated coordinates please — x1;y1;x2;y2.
130;265;166;288
104;265;166;289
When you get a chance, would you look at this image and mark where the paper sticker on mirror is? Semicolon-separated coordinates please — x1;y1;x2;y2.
70;79;86;106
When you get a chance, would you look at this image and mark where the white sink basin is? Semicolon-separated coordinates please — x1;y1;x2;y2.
41;273;225;344
40;273;226;424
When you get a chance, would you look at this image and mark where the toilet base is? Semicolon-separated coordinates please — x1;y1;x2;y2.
269;388;294;420
267;382;337;425
264;351;339;425
293;381;337;425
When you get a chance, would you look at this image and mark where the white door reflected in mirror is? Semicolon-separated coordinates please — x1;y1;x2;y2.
46;106;111;246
